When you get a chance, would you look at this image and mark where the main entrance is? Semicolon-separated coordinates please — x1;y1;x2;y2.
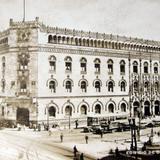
16;108;29;126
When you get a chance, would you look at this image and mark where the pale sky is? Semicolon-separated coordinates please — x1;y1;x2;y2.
0;0;160;41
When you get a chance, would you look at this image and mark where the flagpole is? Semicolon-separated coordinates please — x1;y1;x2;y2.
23;0;25;22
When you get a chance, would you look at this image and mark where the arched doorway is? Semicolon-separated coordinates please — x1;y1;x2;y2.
65;106;72;116
133;101;139;117
108;104;114;113
48;106;56;117
155;101;160;115
16;108;29;126
144;101;150;116
95;104;101;114
80;105;87;115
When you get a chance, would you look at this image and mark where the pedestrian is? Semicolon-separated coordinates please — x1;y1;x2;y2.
48;129;52;136
80;153;84;160
60;133;63;142
75;120;79;129
73;145;78;157
100;130;103;138
85;135;88;144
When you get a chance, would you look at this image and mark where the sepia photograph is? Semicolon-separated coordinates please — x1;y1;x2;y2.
0;0;160;159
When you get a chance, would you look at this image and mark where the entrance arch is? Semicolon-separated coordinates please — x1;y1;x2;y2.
144;101;150;116
133;101;139;117
155;101;160;115
16;108;29;126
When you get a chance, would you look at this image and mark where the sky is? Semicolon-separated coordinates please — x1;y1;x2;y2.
0;0;160;41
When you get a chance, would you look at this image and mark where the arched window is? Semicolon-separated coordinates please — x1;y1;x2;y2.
120;81;126;92
48;106;56;117
53;35;57;43
120;60;125;74
107;59;113;74
80;81;87;92
154;63;158;74
121;103;126;112
133;81;138;92
108;81;114;92
94;58;101;73
65;80;72;92
80;57;87;73
95;81;101;92
49;81;56;93
49;55;56;71
108;104;114;113
65;106;72;116
155;82;159;91
48;35;52;43
144;62;148;73
20;80;27;92
133;61;138;73
95;104;101;114
81;105;87;115
144;81;149;91
65;56;72;72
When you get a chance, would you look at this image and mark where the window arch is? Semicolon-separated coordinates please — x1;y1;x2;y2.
95;104;101;114
94;80;101;92
80;81;87;92
107;59;113;74
48;35;52;43
80;105;87;115
48;106;56;117
120;81;126;92
133;61;138;73
144;62;149;73
133;81;139;92
121;103;126;112
49;55;56;71
108;103;114;113
120;60;125;74
108;81;114;92
80;57;87;73
144;81;149;91
64;56;72;72
154;62;158;74
65;105;72;116
94;58;101;73
49;80;56;92
65;80;73;92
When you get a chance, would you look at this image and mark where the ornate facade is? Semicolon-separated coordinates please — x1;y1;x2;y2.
0;17;160;127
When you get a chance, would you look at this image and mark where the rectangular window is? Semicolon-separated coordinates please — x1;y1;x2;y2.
81;63;86;72
65;62;72;71
50;61;56;71
144;67;148;73
120;65;125;74
133;66;138;73
95;64;100;73
108;64;113;73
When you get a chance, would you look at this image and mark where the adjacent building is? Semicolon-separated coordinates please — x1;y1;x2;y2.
0;17;160;127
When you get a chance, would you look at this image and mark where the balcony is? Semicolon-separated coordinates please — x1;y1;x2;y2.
17;69;29;77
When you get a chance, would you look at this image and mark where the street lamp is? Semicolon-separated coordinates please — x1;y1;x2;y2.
36;102;39;128
128;117;137;151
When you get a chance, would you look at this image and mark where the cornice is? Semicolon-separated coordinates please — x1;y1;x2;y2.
37;94;129;99
38;45;160;60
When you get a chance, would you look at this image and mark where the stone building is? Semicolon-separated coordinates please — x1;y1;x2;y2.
0;17;160;127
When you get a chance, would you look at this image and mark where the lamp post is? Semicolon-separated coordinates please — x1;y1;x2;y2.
36;102;39;128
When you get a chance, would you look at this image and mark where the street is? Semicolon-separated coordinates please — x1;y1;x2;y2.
0;126;160;160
